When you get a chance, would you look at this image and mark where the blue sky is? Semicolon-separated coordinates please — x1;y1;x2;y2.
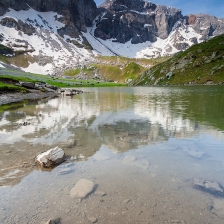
94;0;224;18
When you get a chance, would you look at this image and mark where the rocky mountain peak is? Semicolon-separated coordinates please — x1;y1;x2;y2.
100;0;157;12
94;0;183;43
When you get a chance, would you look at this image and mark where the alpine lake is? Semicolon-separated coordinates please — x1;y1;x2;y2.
1;86;224;224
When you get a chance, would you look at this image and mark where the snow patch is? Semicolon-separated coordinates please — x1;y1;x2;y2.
0;8;94;75
0;62;5;68
0;8;65;32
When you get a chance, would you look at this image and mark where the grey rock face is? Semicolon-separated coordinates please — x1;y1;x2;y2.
155;4;182;39
95;0;182;43
95;0;224;54
173;42;189;51
0;18;35;36
0;0;98;33
187;14;224;40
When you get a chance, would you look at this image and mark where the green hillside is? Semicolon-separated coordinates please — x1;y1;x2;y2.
64;56;170;84
133;34;224;86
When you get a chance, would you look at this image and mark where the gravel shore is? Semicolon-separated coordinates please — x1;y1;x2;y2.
0;89;60;105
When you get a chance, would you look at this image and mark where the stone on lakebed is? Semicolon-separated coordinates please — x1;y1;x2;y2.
122;155;149;170
35;146;66;168
193;179;224;196
70;178;96;199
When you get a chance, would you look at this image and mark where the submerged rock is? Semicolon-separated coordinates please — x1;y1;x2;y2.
193;179;224;196
123;155;136;164
183;148;207;159
212;198;224;218
122;155;149;170
58;168;75;175
35;147;66;168
45;218;61;224
88;216;98;223
92;152;110;161
70;178;96;199
94;191;106;197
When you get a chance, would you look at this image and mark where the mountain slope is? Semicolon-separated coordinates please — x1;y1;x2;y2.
0;0;97;75
83;0;224;58
132;34;224;86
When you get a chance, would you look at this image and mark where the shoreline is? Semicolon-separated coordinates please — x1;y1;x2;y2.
0;89;60;106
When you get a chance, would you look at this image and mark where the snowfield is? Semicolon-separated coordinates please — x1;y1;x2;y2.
0;7;95;75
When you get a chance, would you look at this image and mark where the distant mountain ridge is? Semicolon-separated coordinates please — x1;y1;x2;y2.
0;0;224;75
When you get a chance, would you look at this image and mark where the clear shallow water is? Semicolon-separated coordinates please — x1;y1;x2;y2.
0;86;224;223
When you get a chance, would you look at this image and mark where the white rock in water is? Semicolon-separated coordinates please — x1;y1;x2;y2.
70;179;96;199
35;146;65;168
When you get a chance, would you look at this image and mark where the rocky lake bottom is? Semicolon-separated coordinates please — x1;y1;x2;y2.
0;86;224;224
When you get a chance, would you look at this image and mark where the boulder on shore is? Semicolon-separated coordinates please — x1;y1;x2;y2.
35;146;66;168
20;82;35;89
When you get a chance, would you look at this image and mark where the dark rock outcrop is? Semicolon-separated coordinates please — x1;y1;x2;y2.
0;0;98;33
95;0;182;43
0;18;36;36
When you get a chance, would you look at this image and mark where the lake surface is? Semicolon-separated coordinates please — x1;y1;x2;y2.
1;86;224;224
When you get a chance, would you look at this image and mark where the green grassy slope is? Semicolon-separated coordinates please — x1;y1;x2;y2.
0;70;126;90
64;56;170;83
133;34;224;86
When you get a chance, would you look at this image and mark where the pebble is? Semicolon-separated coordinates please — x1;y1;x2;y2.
122;199;131;204
88;216;97;223
95;191;106;197
66;139;77;148
65;209;71;214
58;168;75;175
